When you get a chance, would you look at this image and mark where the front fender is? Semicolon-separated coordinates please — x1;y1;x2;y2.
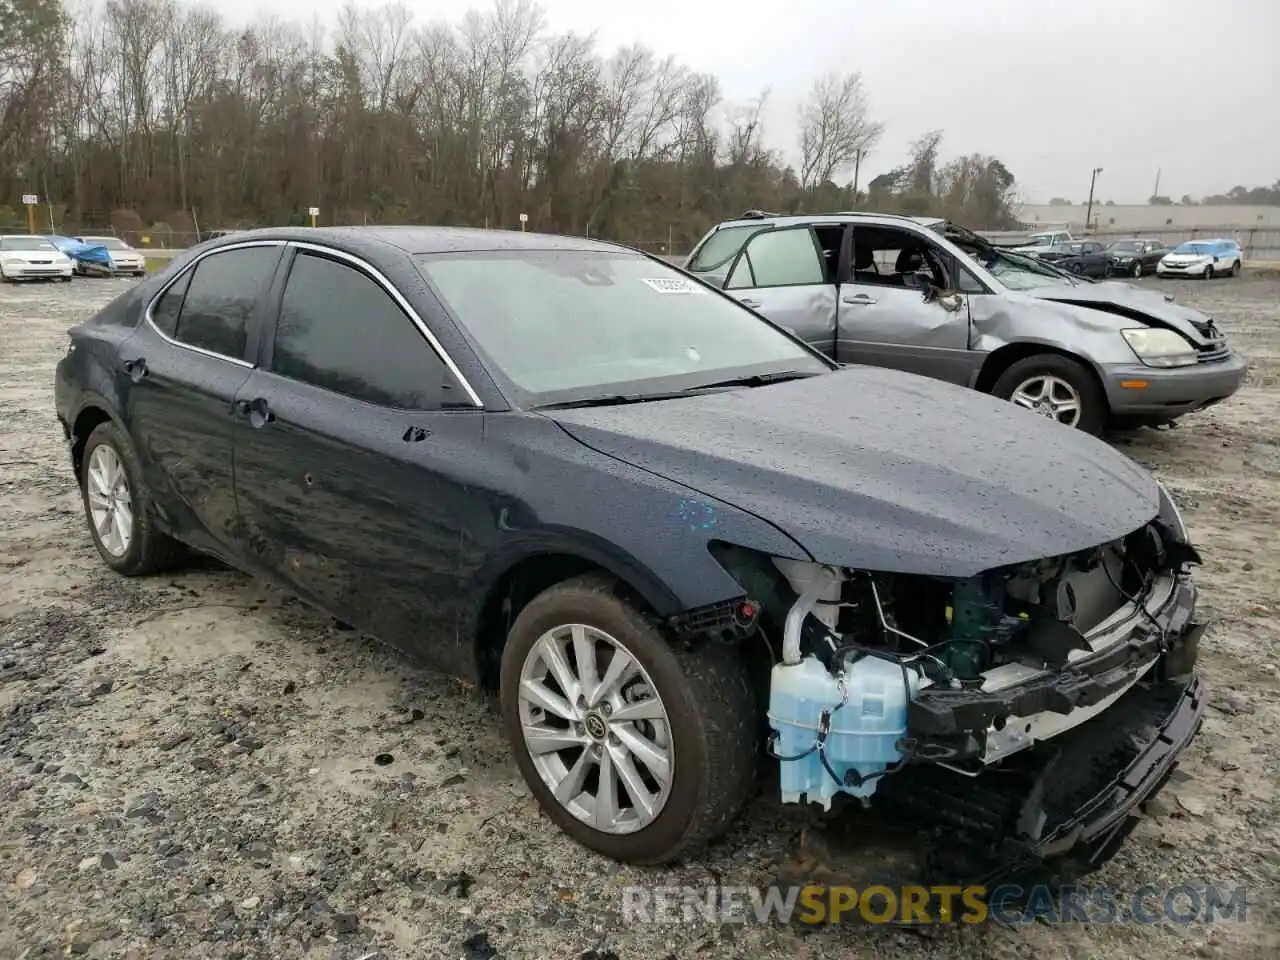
970;295;1137;366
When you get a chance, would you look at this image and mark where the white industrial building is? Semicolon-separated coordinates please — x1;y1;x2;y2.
1015;203;1280;231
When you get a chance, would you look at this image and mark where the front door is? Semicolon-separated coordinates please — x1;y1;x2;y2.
721;224;842;355
835;224;977;386
120;242;283;558
232;246;483;672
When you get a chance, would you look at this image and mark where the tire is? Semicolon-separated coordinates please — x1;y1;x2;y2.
991;353;1107;435
1231;260;1241;277
1068;262;1083;275
499;573;759;865
1132;261;1143;278
1203;264;1214;280
79;421;186;576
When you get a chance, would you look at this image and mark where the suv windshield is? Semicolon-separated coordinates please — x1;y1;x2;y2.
970;247;1078;290
687;225;768;272
1173;242;1215;255
1109;240;1144;252
418;250;828;405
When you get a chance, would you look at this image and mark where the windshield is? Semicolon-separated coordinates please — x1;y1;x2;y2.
687;225;768;272
971;248;1078;290
1173;242;1215;255
1108;240;1144;252
417;250;829;405
82;236;128;250
0;237;55;252
1026;233;1056;245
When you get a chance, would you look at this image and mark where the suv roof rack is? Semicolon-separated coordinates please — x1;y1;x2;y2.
738;209;779;220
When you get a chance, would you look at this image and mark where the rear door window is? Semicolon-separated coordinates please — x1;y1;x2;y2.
725;227;826;289
169;247;280;360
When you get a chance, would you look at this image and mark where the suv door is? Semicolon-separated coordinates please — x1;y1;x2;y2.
836;224;977;385
120;241;284;559
231;244;484;673
721;224;841;355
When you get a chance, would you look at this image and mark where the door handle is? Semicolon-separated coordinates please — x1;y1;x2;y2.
236;397;274;427
122;358;148;381
841;293;877;305
738;298;761;308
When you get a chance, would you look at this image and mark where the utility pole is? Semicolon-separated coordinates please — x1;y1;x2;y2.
1084;166;1103;236
1152;168;1161;201
852;149;863;199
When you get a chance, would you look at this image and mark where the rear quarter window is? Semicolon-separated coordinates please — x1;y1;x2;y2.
688;225;768;272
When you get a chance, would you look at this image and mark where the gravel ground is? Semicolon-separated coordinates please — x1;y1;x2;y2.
1;276;1278;960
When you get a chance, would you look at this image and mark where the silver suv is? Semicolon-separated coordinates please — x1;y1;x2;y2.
683;211;1247;434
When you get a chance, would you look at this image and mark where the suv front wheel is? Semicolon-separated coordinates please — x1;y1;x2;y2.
992;353;1107;435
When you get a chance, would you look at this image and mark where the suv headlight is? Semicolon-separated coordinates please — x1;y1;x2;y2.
1121;328;1198;368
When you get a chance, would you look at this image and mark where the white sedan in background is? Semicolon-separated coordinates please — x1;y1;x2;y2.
76;235;148;276
0;235;74;283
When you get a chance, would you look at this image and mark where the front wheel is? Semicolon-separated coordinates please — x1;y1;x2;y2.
1132;261;1143;278
1203;264;1214;280
500;574;759;864
992;353;1107;434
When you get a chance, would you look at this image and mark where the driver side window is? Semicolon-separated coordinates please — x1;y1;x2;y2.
849;225;951;291
725;228;825;290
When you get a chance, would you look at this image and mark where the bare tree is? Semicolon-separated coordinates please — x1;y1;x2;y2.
797;71;881;190
0;0;1021;240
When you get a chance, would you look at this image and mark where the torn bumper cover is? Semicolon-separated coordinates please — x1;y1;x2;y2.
902;574;1203;764
873;576;1206;871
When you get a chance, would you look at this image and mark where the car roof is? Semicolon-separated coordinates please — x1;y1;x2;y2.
708;212;946;231
205;225;634;257
2;234;48;242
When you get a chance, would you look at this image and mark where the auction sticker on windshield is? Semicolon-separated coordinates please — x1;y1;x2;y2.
641;277;705;294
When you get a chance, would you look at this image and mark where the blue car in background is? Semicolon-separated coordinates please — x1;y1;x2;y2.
1156;238;1244;279
48;235;115;276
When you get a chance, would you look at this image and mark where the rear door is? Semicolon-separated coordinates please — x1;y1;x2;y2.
231;244;485;672
120;241;284;559
835;224;978;385
721;224;842;355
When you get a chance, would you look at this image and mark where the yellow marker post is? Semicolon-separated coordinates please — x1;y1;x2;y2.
22;194;38;233
308;206;319;228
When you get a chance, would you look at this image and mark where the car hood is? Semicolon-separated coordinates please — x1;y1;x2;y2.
545;367;1159;578
1025;281;1216;343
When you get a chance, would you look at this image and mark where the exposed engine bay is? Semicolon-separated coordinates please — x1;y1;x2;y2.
689;511;1205;831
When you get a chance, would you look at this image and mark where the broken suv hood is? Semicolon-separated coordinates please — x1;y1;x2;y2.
546;367;1159;578
1028;281;1216;344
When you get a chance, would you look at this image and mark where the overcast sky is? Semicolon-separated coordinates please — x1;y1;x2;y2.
224;0;1278;204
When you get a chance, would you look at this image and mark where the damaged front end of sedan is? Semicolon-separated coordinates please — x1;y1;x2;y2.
670;487;1207;873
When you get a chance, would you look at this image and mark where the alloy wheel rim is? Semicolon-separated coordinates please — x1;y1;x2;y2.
1133;262;1142;277
86;445;133;557
517;623;673;835
1011;375;1082;427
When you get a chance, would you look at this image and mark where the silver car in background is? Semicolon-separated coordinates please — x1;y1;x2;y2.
75;235;148;276
682;212;1247;434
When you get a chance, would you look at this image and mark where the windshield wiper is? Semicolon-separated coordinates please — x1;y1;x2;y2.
535;390;695;410
535;370;822;410
684;370;823;391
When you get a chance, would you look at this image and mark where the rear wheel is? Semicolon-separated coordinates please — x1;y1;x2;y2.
1230;260;1241;277
992;353;1107;435
500;573;759;864
79;422;185;576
